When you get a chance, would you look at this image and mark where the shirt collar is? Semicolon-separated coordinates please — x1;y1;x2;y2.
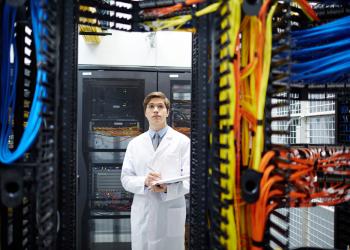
149;125;168;139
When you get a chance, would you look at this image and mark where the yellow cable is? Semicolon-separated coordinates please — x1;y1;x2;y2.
79;5;102;44
240;59;258;80
196;2;222;16
249;17;257;110
143;2;221;31
252;3;278;171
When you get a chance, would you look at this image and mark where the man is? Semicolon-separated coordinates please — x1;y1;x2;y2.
121;91;190;250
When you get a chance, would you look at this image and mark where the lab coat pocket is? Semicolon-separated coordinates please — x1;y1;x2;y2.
167;207;186;237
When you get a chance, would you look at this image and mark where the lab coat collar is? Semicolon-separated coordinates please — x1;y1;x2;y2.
155;127;174;153
148;125;168;139
144;127;176;172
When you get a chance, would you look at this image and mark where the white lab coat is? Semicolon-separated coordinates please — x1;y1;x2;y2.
121;127;190;250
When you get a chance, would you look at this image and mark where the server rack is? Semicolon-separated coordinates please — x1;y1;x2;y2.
157;70;192;246
0;1;62;249
158;71;192;137
77;68;156;250
264;1;350;249
77;66;191;250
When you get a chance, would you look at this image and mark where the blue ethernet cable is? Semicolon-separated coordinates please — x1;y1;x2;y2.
292;15;350;37
291;38;350;60
0;0;48;164
288;15;350;84
292;15;350;47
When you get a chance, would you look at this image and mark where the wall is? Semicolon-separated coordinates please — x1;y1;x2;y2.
78;30;192;67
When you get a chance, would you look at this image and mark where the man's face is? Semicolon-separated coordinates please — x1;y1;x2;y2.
145;98;169;130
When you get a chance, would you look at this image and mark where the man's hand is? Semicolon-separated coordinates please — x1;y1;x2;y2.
145;172;161;187
149;184;167;193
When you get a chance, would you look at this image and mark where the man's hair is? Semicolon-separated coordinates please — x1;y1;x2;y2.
143;91;170;113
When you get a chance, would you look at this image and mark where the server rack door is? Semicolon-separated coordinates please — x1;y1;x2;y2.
157;71;192;137
77;69;157;250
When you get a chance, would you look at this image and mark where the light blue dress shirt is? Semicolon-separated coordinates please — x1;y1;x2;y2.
149;125;168;148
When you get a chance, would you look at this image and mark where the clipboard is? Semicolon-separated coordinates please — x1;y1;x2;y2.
152;175;190;185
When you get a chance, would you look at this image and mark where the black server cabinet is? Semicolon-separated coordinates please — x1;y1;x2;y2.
158;71;192;137
77;69;157;250
77;67;191;250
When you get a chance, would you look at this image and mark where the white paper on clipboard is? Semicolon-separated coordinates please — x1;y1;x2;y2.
152;175;190;185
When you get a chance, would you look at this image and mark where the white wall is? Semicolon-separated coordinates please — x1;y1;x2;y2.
78;30;192;67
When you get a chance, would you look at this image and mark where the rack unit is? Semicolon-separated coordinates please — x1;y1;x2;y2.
158;72;192;137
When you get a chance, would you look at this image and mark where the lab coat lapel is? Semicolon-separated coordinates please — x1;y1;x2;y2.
147;128;173;172
154;128;173;156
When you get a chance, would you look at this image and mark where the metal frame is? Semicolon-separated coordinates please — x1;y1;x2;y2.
189;3;211;248
57;0;79;249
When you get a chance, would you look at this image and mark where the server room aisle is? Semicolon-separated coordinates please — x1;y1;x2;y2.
1;1;350;250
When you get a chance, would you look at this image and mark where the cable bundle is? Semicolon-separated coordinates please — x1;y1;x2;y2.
237;2;280;249
141;1;220;31
0;1;48;164
229;0;319;249
290;15;350;83
1;4;18;161
139;0;202;20
249;147;350;249
198;0;318;249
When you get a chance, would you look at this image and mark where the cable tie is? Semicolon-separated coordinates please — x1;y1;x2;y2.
251;239;265;248
218;125;233;134
219;54;234;63
218;114;230;120
222;198;233;206
218;98;230;106
219;9;231;21
219;39;231;50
